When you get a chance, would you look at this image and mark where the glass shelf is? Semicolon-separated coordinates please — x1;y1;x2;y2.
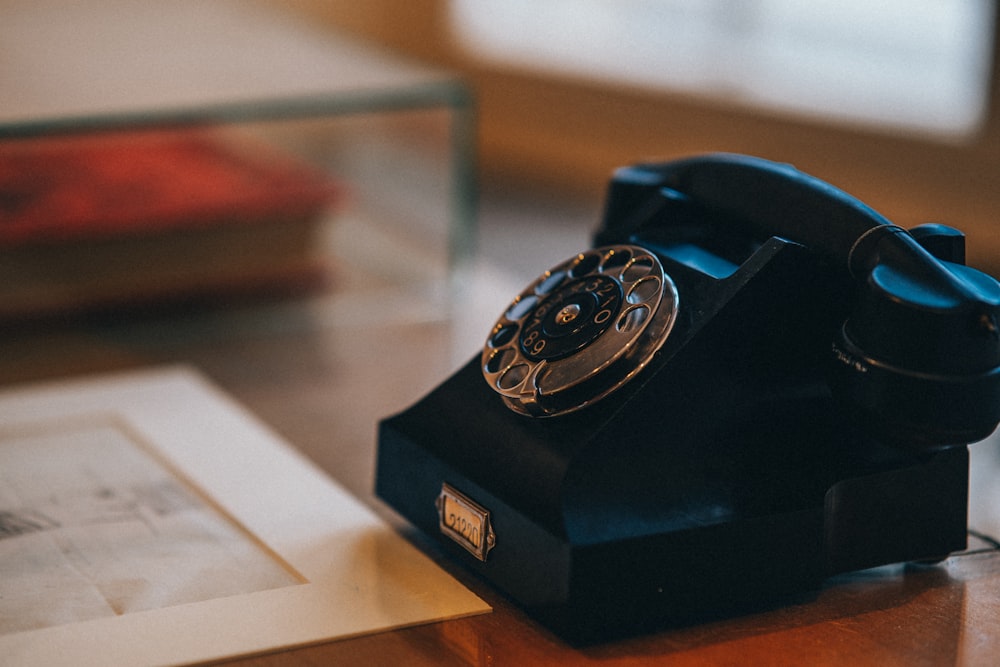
0;0;475;328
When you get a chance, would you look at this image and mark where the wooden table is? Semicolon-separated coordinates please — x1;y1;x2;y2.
3;277;998;666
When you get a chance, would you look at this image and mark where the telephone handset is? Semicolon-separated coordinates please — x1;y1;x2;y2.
378;154;1000;640
482;153;1000;449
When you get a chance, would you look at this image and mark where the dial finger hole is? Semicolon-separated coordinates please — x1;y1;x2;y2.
485;347;516;374
489;324;518;348
569;251;601;278
617;305;650;333
535;270;567;295
506;295;538;321
627;276;662;304
601;247;632;273
498;363;530;390
622;255;656;282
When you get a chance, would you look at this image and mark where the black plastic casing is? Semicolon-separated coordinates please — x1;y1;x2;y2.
377;194;969;640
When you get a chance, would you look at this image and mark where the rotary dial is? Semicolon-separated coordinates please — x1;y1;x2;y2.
482;245;679;416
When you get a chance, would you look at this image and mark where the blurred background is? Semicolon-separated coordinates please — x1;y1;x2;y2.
3;10;1000;664
269;0;1000;273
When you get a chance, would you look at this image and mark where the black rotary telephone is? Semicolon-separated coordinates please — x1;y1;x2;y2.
377;154;1000;641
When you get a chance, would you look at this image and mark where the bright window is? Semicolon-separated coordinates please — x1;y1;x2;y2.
451;0;995;141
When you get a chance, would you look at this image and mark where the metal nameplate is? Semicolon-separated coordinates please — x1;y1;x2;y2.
436;483;496;562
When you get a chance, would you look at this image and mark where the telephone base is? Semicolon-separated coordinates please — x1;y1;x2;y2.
376;236;971;642
377;365;968;642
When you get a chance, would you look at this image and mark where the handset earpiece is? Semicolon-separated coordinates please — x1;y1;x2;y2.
609;154;1000;449
833;222;1000;448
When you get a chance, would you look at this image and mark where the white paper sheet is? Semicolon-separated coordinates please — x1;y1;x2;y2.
0;367;489;666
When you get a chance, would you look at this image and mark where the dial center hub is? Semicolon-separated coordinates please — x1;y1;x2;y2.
556;304;582;325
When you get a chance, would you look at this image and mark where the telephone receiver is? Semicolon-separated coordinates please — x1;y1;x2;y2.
378;154;1000;640
482;153;1000;450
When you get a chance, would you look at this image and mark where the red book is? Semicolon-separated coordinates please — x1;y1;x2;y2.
0;128;341;320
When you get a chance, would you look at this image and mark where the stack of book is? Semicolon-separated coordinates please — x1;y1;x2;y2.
0;128;341;321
